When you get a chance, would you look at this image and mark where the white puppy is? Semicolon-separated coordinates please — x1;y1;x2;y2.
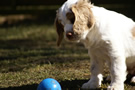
55;0;135;90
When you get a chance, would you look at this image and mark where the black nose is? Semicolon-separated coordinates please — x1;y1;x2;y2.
66;32;74;39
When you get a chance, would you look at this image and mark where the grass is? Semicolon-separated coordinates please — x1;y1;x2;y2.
0;23;135;90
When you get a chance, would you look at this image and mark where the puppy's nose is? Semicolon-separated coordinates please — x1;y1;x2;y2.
67;32;73;36
66;32;74;39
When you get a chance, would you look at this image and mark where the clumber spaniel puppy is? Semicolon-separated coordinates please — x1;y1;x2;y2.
55;0;135;90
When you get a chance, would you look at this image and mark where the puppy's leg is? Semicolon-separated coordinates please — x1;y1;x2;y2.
107;53;127;90
82;51;104;89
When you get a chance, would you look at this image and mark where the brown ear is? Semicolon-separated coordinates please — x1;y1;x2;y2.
55;17;64;46
71;0;95;29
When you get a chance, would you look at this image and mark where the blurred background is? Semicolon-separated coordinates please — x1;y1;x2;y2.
0;0;135;26
0;0;135;90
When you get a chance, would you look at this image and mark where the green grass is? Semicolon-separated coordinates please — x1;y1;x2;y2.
0;24;135;90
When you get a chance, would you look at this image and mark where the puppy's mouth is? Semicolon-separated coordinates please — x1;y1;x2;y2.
65;32;81;41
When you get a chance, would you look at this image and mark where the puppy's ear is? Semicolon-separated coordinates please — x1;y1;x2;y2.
71;0;95;29
55;16;64;46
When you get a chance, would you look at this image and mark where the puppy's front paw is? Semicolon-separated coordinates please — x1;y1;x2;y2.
81;80;100;89
131;76;135;83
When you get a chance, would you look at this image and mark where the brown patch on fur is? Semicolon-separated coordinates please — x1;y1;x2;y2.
55;16;64;46
132;26;135;37
71;0;95;33
66;11;75;24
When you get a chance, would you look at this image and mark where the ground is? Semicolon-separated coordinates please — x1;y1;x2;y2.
0;20;135;90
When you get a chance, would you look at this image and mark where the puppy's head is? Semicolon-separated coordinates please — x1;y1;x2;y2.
55;0;95;46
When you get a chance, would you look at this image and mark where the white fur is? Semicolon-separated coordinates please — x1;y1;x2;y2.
64;24;73;33
131;76;135;83
58;0;78;25
57;0;135;90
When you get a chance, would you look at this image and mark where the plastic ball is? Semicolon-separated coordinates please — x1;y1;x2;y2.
37;78;61;90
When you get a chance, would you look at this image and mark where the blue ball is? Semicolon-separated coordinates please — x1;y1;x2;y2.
37;78;61;90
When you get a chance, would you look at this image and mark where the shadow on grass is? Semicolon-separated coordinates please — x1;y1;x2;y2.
0;84;38;90
0;39;33;51
0;78;135;90
60;79;107;90
0;79;104;90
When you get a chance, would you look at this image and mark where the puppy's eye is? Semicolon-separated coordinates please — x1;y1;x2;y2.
66;12;75;24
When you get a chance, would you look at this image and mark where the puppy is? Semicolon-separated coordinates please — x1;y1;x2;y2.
55;0;135;90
